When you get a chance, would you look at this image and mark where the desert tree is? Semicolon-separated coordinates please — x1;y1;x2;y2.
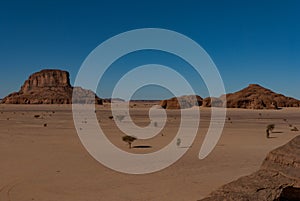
122;135;137;149
266;124;275;138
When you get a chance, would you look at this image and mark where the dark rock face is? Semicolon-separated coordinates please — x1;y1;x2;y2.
1;69;102;104
160;95;203;109
199;135;300;201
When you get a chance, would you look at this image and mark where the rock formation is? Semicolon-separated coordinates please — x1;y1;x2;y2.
225;84;300;109
1;69;102;104
160;95;203;109
203;84;300;109
202;97;224;107
199;135;300;201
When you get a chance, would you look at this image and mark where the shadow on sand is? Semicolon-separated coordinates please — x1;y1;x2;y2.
133;145;152;149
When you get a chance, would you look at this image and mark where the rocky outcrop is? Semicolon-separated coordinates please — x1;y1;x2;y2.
202;97;224;107
1;69;102;104
225;84;300;109
20;69;71;93
160;95;203;109
199;135;300;201
202;84;300;109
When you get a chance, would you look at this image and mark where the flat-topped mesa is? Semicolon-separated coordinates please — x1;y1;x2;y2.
21;69;71;93
1;69;102;104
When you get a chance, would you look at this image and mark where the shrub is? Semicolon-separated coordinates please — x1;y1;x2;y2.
115;115;126;122
177;138;181;147
291;127;299;132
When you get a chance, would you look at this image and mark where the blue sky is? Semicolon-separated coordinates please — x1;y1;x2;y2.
0;0;299;99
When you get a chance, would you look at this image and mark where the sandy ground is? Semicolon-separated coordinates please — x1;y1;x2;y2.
0;104;299;201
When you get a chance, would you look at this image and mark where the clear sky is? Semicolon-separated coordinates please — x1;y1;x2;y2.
0;0;299;100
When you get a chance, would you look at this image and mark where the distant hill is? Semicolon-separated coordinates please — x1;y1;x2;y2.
223;84;300;109
160;95;203;109
130;99;161;103
160;84;300;109
103;98;125;103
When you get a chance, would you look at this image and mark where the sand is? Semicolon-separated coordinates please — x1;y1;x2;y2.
0;104;299;201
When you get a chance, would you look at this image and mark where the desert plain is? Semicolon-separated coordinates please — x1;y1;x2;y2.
0;103;299;201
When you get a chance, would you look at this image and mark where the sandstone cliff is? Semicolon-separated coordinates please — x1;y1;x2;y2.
1;69;102;104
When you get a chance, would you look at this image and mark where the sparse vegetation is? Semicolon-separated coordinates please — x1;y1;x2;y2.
44;123;47;127
108;116;113;120
115;115;126;122
122;135;137;149
267;124;275;132
34;115;40;118
291;127;299;132
266;124;275;138
177;138;181;147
